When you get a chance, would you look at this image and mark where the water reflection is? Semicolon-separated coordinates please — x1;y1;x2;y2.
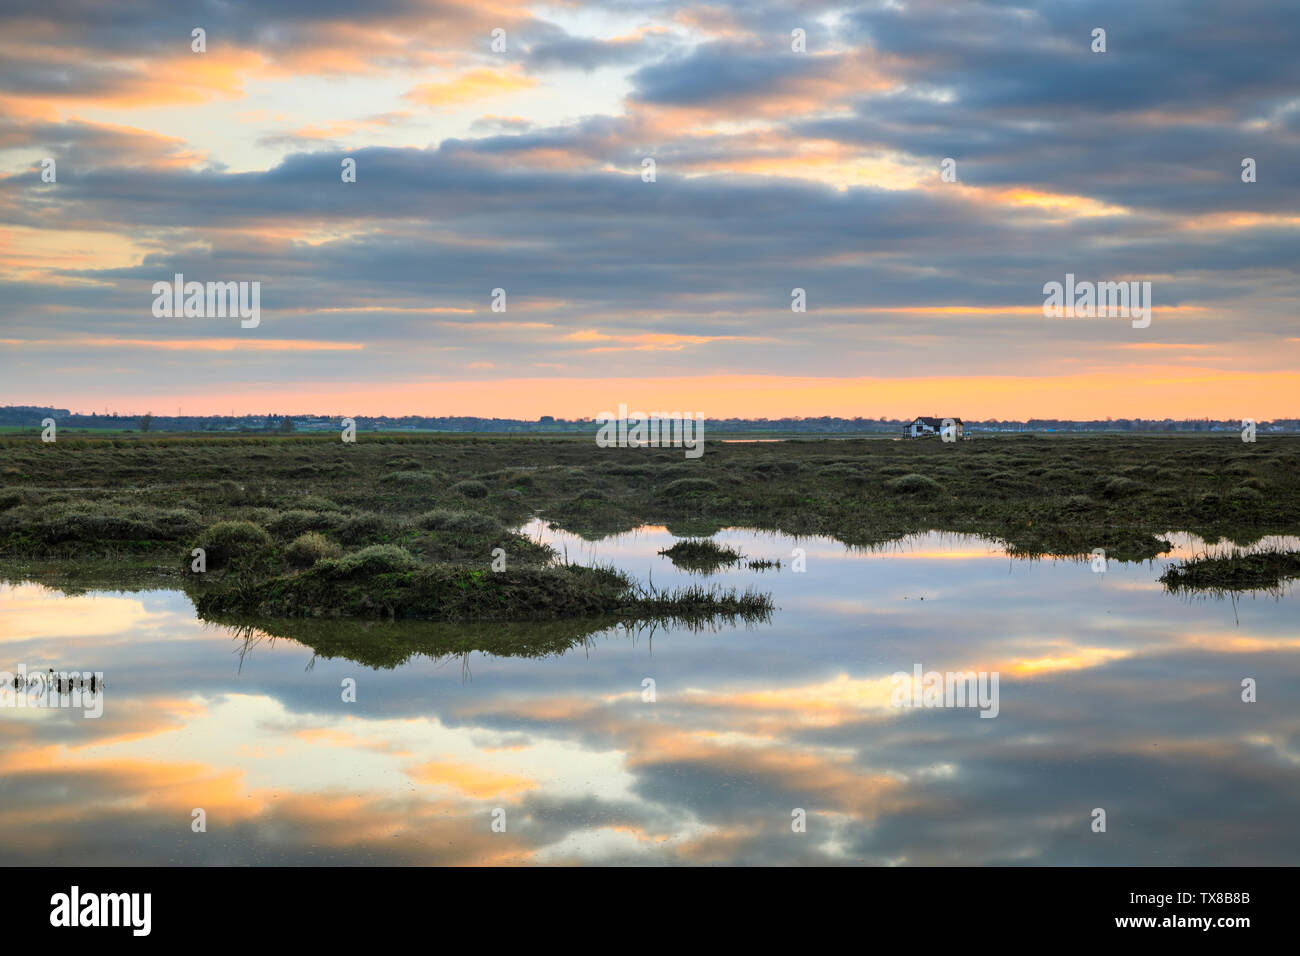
1;525;1297;865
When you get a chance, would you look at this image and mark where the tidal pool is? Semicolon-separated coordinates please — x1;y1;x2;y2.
2;523;1297;865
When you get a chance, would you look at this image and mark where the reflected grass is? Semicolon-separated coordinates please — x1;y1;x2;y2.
212;604;772;669
1160;551;1300;594
658;539;744;573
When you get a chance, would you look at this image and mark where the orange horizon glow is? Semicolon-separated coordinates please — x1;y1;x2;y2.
16;370;1297;420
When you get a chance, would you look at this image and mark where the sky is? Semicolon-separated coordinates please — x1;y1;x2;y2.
1;0;1297;420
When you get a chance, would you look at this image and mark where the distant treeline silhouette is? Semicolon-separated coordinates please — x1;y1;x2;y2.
2;405;1296;435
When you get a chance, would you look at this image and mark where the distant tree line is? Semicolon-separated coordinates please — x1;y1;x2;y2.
1;405;1295;435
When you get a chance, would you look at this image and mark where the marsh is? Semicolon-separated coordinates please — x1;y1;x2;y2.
1;433;1298;863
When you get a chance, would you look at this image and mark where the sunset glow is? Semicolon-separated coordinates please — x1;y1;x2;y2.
1;1;1295;419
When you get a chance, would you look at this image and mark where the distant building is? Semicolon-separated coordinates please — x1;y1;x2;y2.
904;416;964;439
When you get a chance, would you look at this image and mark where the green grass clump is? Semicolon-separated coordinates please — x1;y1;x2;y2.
198;520;271;568
885;473;943;496
384;457;423;470
659;477;719;497
416;509;502;535
30;504;202;547
1227;485;1264;505
196;560;773;624
451;479;489;499
267;509;345;538
325;544;419;577
658;539;743;573
338;513;398;545
285;531;343;568
820;464;867;483
1102;476;1144;499
477;469;535;487
292;495;340;512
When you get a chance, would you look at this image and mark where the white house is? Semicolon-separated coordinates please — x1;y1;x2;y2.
904;416;964;439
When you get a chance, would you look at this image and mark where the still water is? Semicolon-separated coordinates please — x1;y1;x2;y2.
2;522;1297;865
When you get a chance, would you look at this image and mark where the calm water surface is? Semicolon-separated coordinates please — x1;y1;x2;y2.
2;522;1297;865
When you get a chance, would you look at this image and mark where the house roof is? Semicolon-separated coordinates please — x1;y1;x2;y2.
911;416;963;427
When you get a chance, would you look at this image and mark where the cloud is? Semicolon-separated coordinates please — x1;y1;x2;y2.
404;67;538;107
525;31;674;72
0;0;1296;416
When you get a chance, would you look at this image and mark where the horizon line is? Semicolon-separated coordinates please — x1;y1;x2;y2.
4;405;1296;426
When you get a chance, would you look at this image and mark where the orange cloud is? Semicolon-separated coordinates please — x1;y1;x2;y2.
0;227;148;281
983;187;1131;218
408;759;536;799
405;68;537;107
1011;647;1133;675
15;49;266;108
